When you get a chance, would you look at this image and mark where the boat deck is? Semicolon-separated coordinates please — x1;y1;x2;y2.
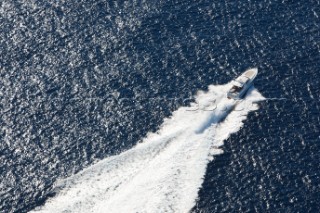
244;69;256;78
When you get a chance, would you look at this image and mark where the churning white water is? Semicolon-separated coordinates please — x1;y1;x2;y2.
30;83;264;213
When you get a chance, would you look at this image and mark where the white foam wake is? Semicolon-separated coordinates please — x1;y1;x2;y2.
30;83;264;213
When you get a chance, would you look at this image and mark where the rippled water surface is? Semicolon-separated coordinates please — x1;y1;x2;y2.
1;0;319;212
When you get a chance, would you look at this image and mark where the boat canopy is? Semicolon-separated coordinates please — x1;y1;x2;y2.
233;81;243;87
236;76;250;85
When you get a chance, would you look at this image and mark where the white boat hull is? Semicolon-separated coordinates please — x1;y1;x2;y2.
227;68;258;99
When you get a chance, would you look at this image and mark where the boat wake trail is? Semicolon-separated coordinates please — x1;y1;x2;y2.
30;84;265;213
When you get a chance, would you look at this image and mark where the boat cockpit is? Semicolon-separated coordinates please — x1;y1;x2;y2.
229;85;243;93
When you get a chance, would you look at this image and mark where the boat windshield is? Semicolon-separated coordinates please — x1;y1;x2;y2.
230;85;242;93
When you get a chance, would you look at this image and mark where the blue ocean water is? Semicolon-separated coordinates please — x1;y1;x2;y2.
0;0;319;212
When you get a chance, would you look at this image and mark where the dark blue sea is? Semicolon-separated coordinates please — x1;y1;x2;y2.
1;0;320;212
